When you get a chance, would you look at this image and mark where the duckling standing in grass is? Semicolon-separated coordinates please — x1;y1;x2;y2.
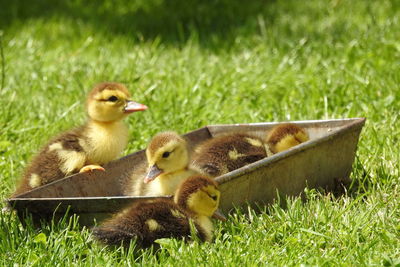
12;82;147;196
126;131;200;196
265;123;309;154
191;133;267;177
93;175;223;248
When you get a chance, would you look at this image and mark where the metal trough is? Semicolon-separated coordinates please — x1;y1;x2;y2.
7;118;366;226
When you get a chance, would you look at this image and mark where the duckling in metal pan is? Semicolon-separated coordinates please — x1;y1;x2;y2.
12;82;147;196
125;131;202;196
191;133;267;177
93;175;224;248
191;123;310;178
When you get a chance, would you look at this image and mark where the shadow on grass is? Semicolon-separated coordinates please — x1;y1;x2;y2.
345;156;374;198
0;0;274;48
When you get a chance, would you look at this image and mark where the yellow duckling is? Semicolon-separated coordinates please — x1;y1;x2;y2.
93;175;224;248
127;131;200;196
265;123;309;154
12;82;147;196
191;133;267;177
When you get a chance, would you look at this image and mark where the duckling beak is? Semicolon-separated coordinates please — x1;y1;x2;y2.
144;164;163;183
212;209;227;221
124;100;148;113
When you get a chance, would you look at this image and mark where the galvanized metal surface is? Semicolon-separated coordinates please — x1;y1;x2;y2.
7;118;365;226
10;196;172;226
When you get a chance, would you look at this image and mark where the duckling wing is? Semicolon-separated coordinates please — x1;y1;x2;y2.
139;202;209;243
12;128;88;196
192;133;267;177
93;200;198;248
128;201;193;246
226;150;266;172
191;140;230;177
195;162;222;177
34;129;88;177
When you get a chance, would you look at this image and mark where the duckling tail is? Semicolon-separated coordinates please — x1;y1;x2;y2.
92;226;138;246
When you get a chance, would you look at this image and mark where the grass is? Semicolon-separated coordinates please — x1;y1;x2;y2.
0;0;399;265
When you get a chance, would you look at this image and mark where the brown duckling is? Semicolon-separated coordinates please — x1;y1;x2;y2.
126;131;200;196
191;133;267;177
12;82;147;196
265;123;309;154
93;175;223;248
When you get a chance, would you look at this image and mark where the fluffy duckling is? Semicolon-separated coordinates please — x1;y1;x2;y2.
191;133;267;177
127;131;199;196
12;82;147;196
93;176;223;248
265;123;309;154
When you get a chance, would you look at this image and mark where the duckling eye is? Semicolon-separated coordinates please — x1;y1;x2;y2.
107;96;118;102
210;195;218;201
205;191;218;201
162;151;171;158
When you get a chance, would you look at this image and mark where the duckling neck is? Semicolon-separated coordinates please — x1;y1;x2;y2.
83;120;129;164
149;168;196;196
193;215;213;242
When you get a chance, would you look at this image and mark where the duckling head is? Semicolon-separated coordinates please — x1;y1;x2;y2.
87;82;147;123
174;176;220;217
144;131;189;184
266;123;309;154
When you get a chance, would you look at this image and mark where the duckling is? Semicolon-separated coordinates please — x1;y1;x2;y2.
265;123;309;154
126;131;200;196
93;175;223;248
191;133;267;177
12;82;148;196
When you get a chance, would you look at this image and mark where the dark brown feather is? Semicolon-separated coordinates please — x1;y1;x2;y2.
92;199;206;248
12;127;87;197
192;133;267;177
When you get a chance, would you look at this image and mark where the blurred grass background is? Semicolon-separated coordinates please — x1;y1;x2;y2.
0;0;399;265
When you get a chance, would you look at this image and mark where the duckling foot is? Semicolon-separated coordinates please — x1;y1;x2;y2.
79;164;105;173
